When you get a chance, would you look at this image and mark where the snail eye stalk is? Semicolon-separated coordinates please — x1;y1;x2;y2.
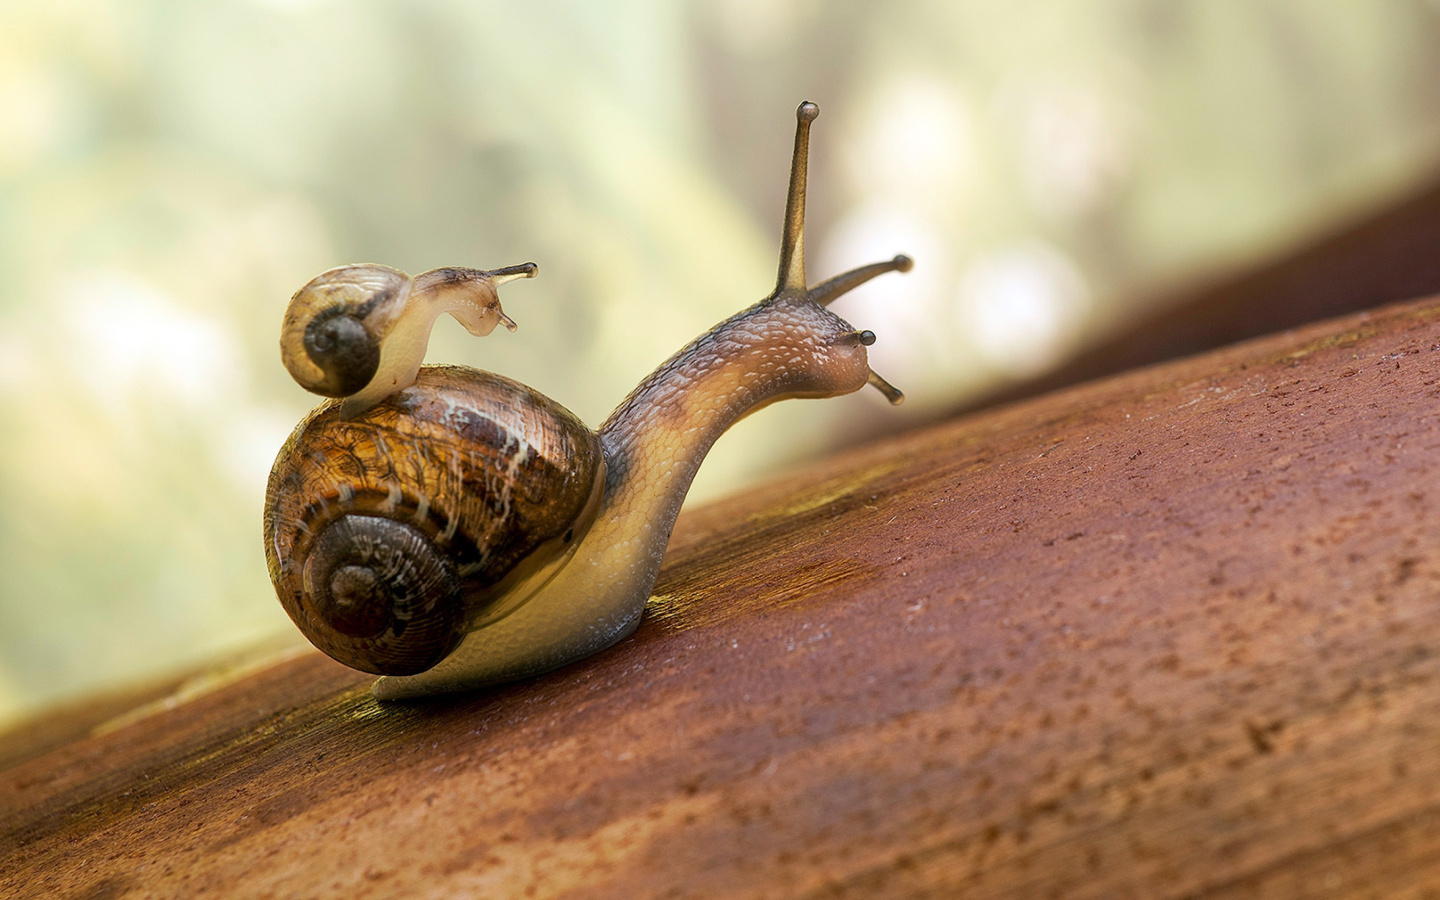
867;369;904;405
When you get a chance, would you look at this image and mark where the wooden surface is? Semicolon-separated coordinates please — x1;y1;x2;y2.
6;297;1440;898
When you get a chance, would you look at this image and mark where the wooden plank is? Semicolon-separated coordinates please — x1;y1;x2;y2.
5;297;1440;898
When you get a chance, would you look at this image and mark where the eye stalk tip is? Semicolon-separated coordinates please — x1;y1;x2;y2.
857;330;876;346
488;262;539;286
893;254;914;273
797;101;819;124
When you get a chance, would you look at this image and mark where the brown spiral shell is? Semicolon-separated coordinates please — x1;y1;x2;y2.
263;364;605;675
280;264;411;398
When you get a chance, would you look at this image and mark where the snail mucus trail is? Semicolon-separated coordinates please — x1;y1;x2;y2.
264;101;912;700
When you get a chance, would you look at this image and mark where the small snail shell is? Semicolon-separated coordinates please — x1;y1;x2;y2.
280;262;536;418
264;101;912;699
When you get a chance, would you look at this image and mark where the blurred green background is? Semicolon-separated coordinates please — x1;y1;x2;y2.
4;0;1440;724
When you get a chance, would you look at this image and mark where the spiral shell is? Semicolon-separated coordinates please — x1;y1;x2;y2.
263;365;605;675
280;265;412;398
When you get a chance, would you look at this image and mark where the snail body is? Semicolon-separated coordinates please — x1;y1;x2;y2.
264;102;912;699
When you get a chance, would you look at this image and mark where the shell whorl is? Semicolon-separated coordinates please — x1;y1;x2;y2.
302;307;382;397
302;514;463;674
263;365;606;676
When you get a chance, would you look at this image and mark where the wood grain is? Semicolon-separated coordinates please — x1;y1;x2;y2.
6;298;1440;899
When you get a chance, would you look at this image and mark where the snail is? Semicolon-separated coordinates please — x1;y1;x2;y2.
263;101;912;700
280;260;537;419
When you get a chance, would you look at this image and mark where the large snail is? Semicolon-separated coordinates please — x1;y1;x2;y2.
263;102;911;700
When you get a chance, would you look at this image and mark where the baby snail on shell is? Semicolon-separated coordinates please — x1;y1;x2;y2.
264;101;912;700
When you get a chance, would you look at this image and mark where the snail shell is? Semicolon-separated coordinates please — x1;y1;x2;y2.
263;365;604;675
280;265;412;399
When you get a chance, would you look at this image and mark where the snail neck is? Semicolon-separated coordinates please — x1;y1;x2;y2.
595;299;807;549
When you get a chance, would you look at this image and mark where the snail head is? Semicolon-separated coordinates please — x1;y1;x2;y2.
763;101;910;405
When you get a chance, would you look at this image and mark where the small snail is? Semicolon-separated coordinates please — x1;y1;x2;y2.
280;260;537;419
263;101;911;700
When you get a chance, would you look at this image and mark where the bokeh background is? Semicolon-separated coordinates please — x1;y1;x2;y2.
5;0;1440;724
